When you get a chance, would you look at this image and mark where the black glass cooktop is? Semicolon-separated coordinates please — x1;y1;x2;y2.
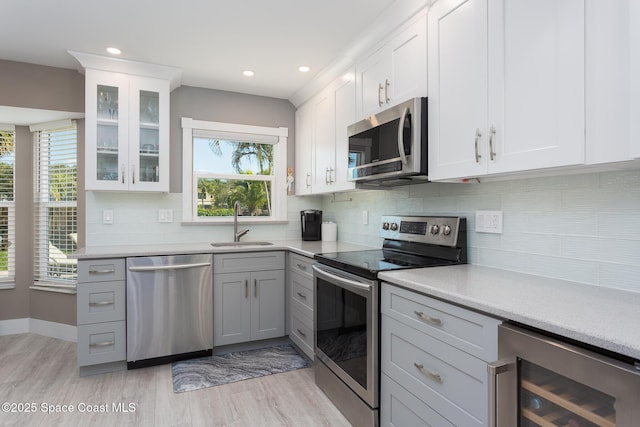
315;249;459;280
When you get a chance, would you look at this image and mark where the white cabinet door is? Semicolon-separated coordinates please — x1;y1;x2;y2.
333;73;357;192
213;272;251;346
85;70;170;192
251;270;285;341
428;0;488;181
311;89;336;194
389;14;427;106
631;0;640;158
295;103;313;195
488;0;584;174
356;47;390;119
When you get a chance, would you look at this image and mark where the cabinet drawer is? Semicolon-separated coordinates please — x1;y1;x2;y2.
78;258;125;283
290;271;313;313
214;251;284;274
290;305;314;358
77;321;126;367
77;281;125;325
382;315;487;427
381;373;455;427
381;283;501;361
289;253;314;279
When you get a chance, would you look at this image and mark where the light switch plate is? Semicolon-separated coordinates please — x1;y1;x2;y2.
475;210;503;234
103;209;114;225
158;209;173;223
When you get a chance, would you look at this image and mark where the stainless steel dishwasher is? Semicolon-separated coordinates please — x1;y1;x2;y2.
126;254;213;368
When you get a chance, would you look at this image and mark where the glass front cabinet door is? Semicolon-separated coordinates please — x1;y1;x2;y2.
85;69;169;192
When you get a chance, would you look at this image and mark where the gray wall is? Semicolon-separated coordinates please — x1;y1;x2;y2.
0;60;84;325
169;86;296;193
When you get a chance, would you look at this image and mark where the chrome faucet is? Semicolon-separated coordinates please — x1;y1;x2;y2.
233;200;249;242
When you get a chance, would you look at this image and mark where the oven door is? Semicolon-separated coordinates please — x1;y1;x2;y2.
489;324;640;427
313;263;378;408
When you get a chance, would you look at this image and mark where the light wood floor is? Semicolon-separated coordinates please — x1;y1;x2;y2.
0;333;351;427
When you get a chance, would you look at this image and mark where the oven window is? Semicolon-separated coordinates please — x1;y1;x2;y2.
316;277;368;388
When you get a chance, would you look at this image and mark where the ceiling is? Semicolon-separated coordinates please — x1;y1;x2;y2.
1;0;399;101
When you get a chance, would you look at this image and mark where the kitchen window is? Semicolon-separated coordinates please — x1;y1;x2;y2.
181;118;288;223
0;125;16;289
31;121;78;293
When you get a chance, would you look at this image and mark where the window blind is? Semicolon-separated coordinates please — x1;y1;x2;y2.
0;126;16;287
33;123;78;291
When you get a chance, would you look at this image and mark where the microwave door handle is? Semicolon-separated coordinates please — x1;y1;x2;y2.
397;106;409;165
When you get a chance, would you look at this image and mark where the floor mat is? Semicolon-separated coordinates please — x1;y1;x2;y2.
171;344;311;393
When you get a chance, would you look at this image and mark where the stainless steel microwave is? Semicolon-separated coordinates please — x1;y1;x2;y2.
347;97;427;187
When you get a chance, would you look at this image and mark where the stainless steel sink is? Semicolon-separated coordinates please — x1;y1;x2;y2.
210;241;274;247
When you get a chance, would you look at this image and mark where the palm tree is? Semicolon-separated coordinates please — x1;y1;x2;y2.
0;131;14;158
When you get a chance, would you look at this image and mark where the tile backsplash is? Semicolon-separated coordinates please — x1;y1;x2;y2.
86;168;640;292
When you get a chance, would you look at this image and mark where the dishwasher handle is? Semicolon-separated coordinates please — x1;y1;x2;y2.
128;262;211;272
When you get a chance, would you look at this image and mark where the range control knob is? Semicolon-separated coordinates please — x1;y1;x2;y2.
442;225;452;236
382;222;390;230
390;223;399;231
430;225;440;235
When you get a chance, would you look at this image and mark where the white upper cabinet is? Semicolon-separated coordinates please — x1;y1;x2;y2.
295;70;356;195
356;14;427;119
631;0;640;158
85;69;170;191
428;0;585;181
586;0;637;164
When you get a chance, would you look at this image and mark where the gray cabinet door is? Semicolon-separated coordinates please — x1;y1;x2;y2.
214;272;251;346
251;270;285;341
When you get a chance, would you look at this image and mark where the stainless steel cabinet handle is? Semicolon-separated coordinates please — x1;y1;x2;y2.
89;340;115;348
296;263;307;271
89;301;114;307
378;82;384;107
306;173;311;188
297;329;307;338
89;268;116;275
254;278;257;298
475;128;483;163
131;164;136;184
489;125;497;161
325;167;330;185
414;310;442;326
296;292;307;299
414;363;442;384
385;79;390;103
121;163;126;184
245;280;248;298
488;360;512;427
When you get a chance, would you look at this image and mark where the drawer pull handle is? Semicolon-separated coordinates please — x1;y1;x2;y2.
296;329;307;338
296;263;307;271
89;301;114;307
296;292;307;299
90;340;115;348
414;363;443;384
414;310;442;326
89;268;116;275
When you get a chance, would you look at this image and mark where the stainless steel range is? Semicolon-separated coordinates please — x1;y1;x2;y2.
312;215;467;427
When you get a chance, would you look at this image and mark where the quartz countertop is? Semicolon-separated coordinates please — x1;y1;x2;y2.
379;265;640;360
72;239;375;260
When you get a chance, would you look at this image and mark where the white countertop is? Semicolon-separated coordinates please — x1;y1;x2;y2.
379;265;640;360
72;239;375;260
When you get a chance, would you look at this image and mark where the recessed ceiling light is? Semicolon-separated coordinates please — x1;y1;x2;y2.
242;70;255;77
298;65;311;73
106;47;121;55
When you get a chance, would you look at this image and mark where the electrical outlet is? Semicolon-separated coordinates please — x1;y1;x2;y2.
158;209;173;223
103;209;113;225
475;210;503;234
362;210;368;225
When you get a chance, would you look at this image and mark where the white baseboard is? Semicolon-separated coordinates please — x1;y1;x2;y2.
0;318;77;342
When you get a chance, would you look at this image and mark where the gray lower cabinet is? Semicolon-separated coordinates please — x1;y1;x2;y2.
213;252;285;346
77;258;127;376
287;252;315;359
380;282;502;426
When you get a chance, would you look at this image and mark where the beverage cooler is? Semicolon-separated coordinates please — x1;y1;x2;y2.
490;324;640;427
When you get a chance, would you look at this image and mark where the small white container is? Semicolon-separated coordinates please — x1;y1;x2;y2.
321;221;337;242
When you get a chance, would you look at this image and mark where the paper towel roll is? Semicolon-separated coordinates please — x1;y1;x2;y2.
321;222;337;242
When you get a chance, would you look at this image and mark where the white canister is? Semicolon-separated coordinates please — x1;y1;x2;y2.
321;221;337;242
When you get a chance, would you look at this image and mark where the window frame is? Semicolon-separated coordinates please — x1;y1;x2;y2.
181;118;288;223
0;124;16;289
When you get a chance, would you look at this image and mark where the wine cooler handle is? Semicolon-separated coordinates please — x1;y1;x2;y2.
487;360;512;427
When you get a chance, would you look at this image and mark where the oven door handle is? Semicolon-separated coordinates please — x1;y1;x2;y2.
312;264;373;293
